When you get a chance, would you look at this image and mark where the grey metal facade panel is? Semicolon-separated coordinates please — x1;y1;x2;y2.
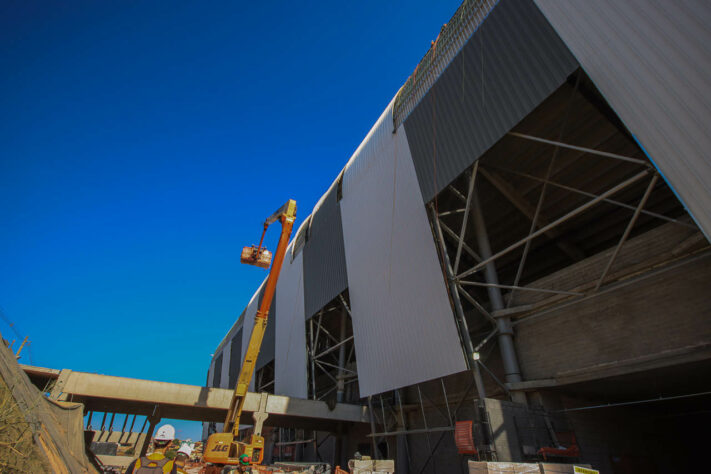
213;352;223;388
228;328;243;389
404;0;579;202
340;101;468;397
534;0;711;239
292;215;311;259
303;180;349;319
274;245;308;398
207;358;216;388
241;279;267;392
256;286;275;370
220;341;231;389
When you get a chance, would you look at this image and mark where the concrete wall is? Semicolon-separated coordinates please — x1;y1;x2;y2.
515;256;711;382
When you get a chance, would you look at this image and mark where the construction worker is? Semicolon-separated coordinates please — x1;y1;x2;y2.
125;424;178;474
173;443;193;473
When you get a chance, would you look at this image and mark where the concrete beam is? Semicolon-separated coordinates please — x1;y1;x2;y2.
21;365;370;431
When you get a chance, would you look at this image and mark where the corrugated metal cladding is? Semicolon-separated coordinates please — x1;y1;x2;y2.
207;358;216;388
228;328;243;389
404;0;579;202
274;244;308;398
241;279;267;391
213;352;223;388
256;286;276;370
220;340;231;389
340;101;468;397
534;0;711;240
303;178;349;319
292;216;311;259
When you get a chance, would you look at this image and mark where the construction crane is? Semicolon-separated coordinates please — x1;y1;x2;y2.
204;199;296;471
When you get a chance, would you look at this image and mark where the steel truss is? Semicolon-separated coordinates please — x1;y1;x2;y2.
306;293;358;404
255;360;275;393
365;376;498;472
429;117;688;400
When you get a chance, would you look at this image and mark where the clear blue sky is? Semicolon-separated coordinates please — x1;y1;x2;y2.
1;0;461;440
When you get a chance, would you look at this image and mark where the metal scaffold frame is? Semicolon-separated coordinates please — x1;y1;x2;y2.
364;374;498;473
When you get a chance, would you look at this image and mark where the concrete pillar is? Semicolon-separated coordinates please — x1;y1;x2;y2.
139;416;160;457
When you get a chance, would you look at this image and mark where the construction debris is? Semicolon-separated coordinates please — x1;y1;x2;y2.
0;331;99;473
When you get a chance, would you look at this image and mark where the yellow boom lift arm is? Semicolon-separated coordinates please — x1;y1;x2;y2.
204;199;297;468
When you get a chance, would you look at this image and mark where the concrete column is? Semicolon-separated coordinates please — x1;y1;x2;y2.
471;192;522;384
139;416;160;457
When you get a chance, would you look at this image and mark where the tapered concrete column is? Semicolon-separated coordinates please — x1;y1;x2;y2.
139;415;161;457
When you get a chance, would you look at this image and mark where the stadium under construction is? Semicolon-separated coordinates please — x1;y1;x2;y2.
202;0;711;472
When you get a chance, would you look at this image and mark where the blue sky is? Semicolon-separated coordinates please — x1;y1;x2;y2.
1;0;461;440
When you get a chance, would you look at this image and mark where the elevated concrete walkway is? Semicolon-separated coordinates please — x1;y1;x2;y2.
22;365;369;432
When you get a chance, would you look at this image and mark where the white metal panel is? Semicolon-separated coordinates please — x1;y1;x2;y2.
220;341;231;389
535;0;711;239
340;100;468;397
241;279;267;392
274;243;308;398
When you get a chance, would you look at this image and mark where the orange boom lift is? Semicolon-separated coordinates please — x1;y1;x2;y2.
204;199;296;470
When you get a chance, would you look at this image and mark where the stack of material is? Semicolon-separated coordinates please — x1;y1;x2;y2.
252;462;332;473
0;334;98;473
469;462;594;473
347;459;395;474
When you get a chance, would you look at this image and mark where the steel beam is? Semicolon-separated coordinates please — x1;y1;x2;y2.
456;282;496;324
459;280;582;296
429;203;489;401
454;163;479;273
458;169;651;280
480;168;584;261
471;191;522;384
508;132;651;166
439;220;482;262
487;165;694;228
594;174;659;291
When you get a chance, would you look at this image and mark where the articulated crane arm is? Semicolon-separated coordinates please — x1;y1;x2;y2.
204;199;296;469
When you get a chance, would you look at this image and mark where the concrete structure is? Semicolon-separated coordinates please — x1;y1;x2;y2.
23;364;372;463
23;365;370;431
206;0;711;472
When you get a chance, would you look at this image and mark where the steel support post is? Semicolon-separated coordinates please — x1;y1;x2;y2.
429;203;488;400
396;389;411;472
368;396;379;459
336;311;348;403
309;318;316;400
417;386;437;474
471;191;522;384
